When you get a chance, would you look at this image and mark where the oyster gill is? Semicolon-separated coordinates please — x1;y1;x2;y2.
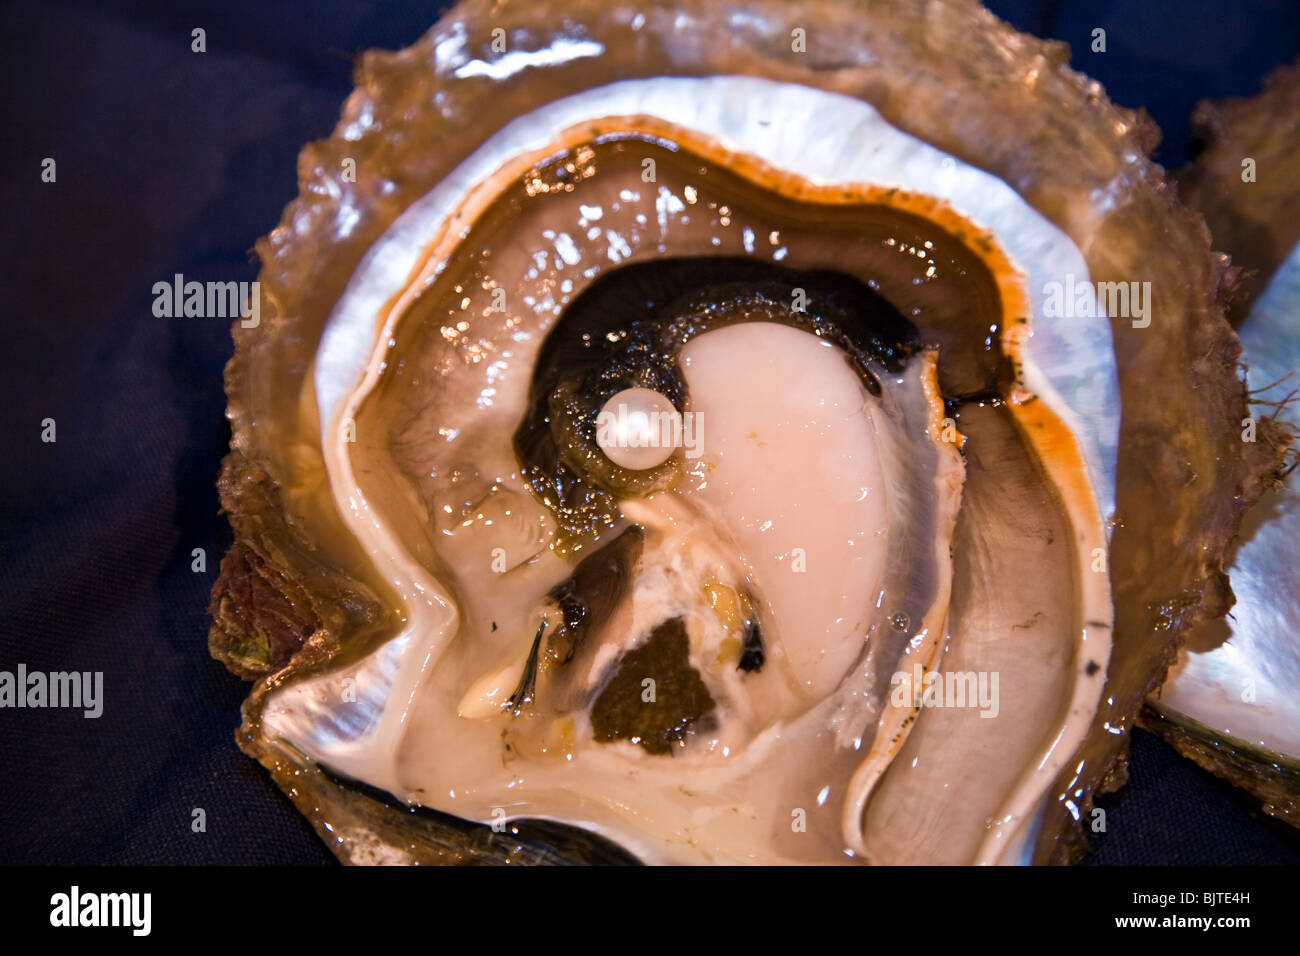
209;0;1272;864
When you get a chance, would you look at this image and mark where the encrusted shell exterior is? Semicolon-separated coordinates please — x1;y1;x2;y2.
1177;59;1300;326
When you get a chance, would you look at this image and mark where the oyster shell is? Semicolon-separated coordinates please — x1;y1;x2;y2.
208;0;1276;863
1147;61;1300;827
1177;60;1300;329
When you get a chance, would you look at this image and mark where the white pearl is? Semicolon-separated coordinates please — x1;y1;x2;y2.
595;387;681;470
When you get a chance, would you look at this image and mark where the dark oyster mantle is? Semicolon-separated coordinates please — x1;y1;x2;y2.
207;0;1281;863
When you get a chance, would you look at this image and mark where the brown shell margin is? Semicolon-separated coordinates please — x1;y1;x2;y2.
1177;60;1300;326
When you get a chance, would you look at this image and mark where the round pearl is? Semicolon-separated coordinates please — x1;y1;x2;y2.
595;387;682;470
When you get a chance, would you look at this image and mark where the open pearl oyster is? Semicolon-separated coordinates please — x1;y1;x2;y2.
1148;61;1300;828
209;0;1280;864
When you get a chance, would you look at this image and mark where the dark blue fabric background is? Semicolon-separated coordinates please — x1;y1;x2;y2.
2;0;1298;865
